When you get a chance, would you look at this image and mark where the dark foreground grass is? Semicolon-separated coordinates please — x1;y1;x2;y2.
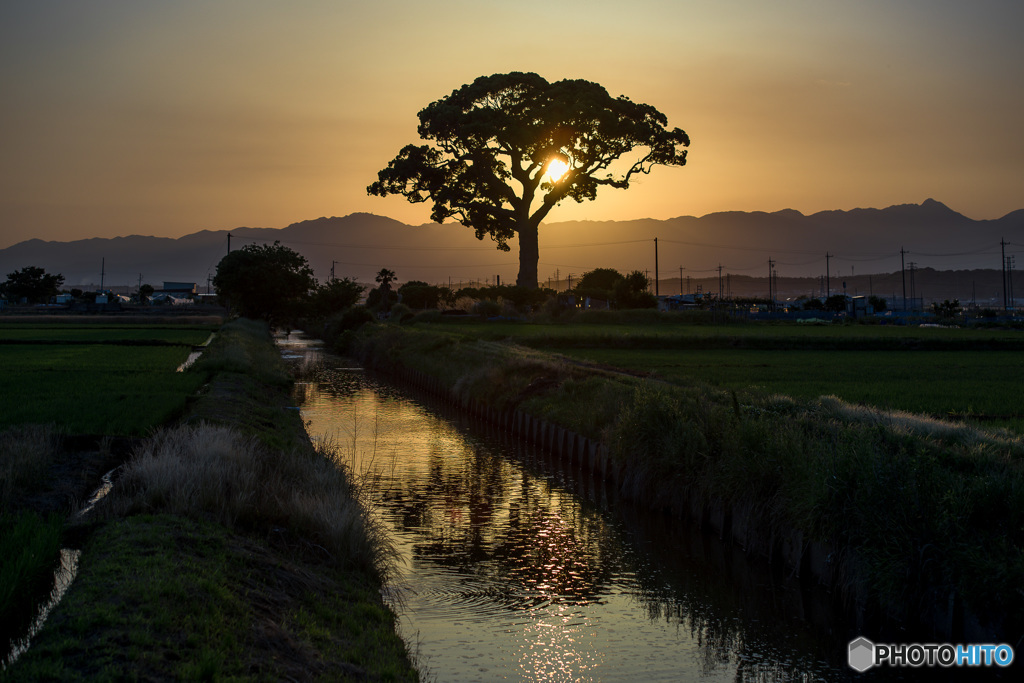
348;322;1024;638
6;514;413;682
0;512;62;651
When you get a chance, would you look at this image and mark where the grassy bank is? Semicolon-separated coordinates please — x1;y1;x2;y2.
346;321;1024;640
3;318;418;681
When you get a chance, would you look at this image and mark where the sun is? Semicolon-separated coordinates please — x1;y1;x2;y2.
544;156;571;183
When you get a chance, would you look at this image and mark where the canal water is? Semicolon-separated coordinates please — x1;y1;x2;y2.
279;335;897;682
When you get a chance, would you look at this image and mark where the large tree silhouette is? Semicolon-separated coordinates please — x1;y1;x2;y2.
367;72;689;289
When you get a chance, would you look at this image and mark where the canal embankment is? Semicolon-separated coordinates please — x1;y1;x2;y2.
344;321;1024;646
2;318;419;681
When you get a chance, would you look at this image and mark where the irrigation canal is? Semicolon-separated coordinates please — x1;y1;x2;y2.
280;334;913;682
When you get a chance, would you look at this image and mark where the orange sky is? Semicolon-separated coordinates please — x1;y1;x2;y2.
1;0;1022;251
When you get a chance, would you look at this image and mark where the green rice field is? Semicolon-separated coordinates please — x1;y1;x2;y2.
558;347;1024;430
429;317;1024;433
0;321;216;435
0;324;213;345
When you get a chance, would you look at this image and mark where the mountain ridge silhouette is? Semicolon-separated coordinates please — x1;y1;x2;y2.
1;201;1019;291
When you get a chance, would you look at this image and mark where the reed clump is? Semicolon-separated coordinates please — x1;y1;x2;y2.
0;425;62;510
99;422;392;580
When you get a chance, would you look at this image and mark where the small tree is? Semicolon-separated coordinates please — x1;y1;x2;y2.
868;295;887;313
375;268;396;290
398;280;445;309
310;277;365;318
1;266;65;304
802;298;825;311
576;268;623;293
613;270;657;309
931;299;961;319
824;294;848;313
138;283;155;304
370;268;398;313
213;242;317;328
573;268;623;304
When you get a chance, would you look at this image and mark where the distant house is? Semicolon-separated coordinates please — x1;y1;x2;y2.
659;294;702;311
848;296;873;319
162;282;198;296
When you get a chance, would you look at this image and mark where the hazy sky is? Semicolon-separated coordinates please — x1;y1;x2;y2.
1;0;1022;249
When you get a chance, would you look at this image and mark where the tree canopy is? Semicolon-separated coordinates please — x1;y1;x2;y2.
576;268;624;295
573;267;655;309
368;72;689;289
310;277;365;319
1;266;65;304
213;242;317;328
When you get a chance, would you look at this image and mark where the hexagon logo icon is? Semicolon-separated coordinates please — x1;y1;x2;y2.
848;637;875;672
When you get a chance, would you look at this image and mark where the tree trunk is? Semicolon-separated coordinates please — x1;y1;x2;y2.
516;221;539;289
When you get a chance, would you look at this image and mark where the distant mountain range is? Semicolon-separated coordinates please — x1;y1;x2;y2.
1;200;1020;301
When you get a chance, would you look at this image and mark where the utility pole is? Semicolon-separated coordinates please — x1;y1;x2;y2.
908;261;917;307
1008;255;1016;311
768;258;774;311
717;264;723;300
331;261;338;282
900;246;907;312
227;233;231;256
100;257;105;291
679;266;683;295
654;237;659;297
825;252;832;298
1001;238;1008;310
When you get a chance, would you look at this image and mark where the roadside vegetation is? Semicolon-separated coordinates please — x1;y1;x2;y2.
343;319;1024;640
2;317;418;681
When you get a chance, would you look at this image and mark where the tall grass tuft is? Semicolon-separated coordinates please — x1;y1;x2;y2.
0;425;61;510
99;423;393;581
